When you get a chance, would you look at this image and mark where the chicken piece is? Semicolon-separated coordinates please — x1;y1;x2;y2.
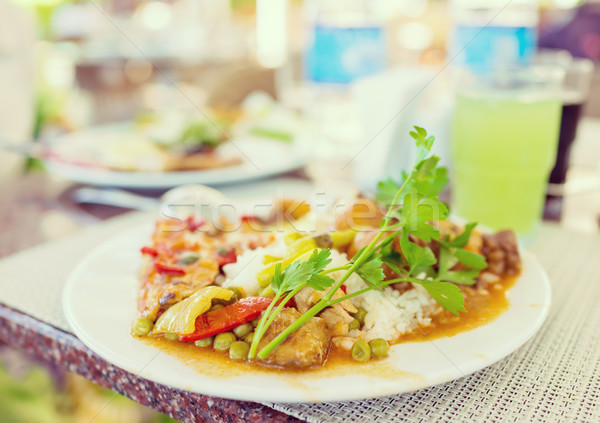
294;287;356;337
481;230;521;277
335;198;384;231
257;308;331;369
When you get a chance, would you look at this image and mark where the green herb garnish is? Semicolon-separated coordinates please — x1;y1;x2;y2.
249;127;487;360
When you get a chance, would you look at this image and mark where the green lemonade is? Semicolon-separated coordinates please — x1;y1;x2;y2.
451;93;562;234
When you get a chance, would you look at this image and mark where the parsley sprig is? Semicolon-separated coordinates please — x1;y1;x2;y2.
248;127;487;360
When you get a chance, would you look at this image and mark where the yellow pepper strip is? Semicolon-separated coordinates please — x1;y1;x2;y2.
257;237;317;287
263;254;283;265
330;228;357;248
152;286;233;336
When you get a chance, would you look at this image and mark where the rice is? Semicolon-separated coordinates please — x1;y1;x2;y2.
221;237;286;296
329;250;437;342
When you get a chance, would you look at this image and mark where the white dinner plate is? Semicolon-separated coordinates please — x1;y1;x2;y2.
45;130;309;189
63;222;551;403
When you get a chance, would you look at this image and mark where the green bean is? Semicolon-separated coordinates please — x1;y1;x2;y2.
213;332;236;351
348;318;360;331
194;337;214;347
351;340;371;362
164;333;179;341
368;338;389;358
132;317;153;336
233;323;253;339
353;307;367;325
229;341;250;360
243;331;255;344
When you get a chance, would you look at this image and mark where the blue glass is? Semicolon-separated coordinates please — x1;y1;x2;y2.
452;25;537;70
304;25;386;84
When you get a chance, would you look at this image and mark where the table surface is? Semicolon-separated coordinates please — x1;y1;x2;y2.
0;119;599;422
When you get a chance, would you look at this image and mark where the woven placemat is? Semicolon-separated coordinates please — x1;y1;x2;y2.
0;217;598;422
266;226;600;422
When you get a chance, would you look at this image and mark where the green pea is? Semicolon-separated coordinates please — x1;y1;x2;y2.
164;333;179;341
251;319;260;328
348;318;361;331
368;338;389;358
209;303;225;312
228;287;244;302
243;331;255;344
233;323;252;339
194;336;214;347
177;253;200;265
213;332;236;351
132;317;153;336
351;340;371;362
353;307;367;325
229;341;250;360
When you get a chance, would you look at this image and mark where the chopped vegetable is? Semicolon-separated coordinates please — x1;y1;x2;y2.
132;317;153;335
154;262;186;275
353;307;367;325
233;323;253;339
195;336;214;347
368;338;389;357
177;253;200;265
229;341;250;360
179;296;273;342
214;332;236;351
151;286;233;335
140;246;158;257
216;249;237;266
351;340;371;362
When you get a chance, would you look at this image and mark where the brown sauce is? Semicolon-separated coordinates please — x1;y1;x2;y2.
141;274;516;375
399;275;517;343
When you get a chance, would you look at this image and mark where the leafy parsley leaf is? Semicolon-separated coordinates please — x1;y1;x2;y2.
413;280;466;316
453;249;487;270
410;126;435;164
375;177;402;207
400;231;436;275
306;273;336;291
356;257;385;288
271;249;335;294
307;248;333;273
396;190;449;242
436;246;479;286
446;222;477;248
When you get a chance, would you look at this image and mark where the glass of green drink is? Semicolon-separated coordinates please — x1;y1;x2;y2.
451;66;564;238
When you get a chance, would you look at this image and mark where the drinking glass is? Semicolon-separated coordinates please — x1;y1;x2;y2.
451;66;564;237
549;58;594;187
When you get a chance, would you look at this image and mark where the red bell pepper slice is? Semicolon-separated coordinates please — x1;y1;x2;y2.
154;262;186;275
179;296;272;342
216;248;237;266
140;246;158;257
186;216;204;232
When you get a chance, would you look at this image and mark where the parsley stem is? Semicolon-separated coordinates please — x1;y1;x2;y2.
320;265;350;275
257;172;418;359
